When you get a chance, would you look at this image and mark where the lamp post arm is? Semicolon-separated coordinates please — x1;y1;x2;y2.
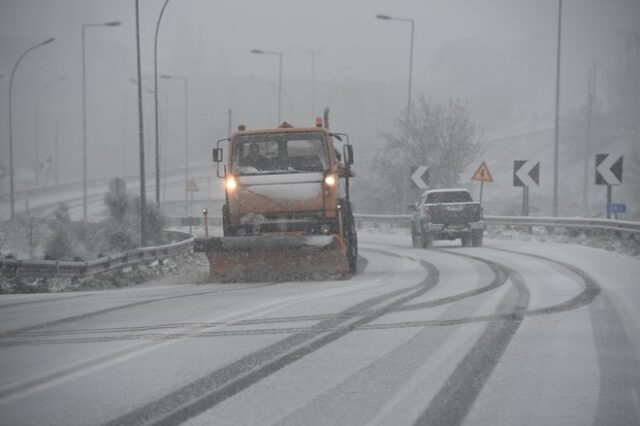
278;52;282;124
9;38;54;220
408;19;414;119
154;0;171;206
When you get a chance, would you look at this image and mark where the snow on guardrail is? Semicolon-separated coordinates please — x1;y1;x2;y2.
3;215;638;279
1;231;194;278
353;214;640;235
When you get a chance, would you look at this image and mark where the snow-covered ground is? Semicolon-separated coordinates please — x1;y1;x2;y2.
1;230;639;425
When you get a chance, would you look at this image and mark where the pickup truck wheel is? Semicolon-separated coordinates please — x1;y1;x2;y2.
422;232;433;249
472;231;483;247
411;227;421;247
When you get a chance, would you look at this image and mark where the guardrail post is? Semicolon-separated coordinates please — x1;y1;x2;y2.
203;208;209;238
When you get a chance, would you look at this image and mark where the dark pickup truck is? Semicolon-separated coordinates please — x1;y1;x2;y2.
410;188;484;248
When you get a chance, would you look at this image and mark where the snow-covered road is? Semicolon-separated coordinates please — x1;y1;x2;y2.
0;231;639;425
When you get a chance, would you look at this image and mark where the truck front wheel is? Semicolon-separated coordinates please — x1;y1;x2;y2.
345;218;358;273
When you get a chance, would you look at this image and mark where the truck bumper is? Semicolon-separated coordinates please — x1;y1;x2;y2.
426;221;484;240
194;235;349;281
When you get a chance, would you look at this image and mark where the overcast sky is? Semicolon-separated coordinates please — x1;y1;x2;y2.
1;0;639;186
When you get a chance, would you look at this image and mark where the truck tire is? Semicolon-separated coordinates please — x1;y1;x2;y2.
422;230;433;249
411;226;421;247
345;216;358;273
222;204;233;236
472;231;483;247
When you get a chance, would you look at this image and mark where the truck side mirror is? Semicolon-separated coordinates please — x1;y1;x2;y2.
213;148;223;162
343;145;354;165
407;203;417;213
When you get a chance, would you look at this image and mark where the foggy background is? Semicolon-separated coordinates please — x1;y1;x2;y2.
1;0;639;217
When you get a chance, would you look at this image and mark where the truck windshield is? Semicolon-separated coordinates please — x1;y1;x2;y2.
231;132;329;175
426;191;473;203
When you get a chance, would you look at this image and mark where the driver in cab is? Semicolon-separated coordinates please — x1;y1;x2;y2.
243;143;268;170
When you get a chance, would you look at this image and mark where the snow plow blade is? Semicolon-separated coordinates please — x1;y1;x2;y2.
194;235;349;281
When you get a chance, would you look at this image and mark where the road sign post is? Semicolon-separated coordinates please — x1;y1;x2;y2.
514;160;540;217
607;203;626;220
408;165;429;211
595;154;623;219
471;161;493;203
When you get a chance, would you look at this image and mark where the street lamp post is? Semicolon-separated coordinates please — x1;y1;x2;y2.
35;76;65;187
160;75;189;215
377;13;415;213
376;14;415;120
82;21;120;223
154;0;172;207
134;0;147;246
160;76;187;210
305;50;320;116
8;37;55;221
552;0;563;217
251;49;283;125
132;78;167;199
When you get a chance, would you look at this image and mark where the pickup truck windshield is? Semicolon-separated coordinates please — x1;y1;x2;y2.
231;132;329;176
426;191;473;203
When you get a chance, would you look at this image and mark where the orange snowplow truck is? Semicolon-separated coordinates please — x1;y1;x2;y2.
194;115;357;280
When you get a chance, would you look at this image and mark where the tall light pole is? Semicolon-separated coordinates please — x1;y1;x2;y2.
376;14;414;120
132;77;167;197
134;0;147;246
305;49;320;116
251;49;283;125
552;0;563;217
35;75;65;186
8;37;55;221
377;13;415;213
160;74;189;215
82;21;121;222
154;0;172;207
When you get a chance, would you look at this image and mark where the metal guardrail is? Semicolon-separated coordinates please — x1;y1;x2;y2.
1;231;194;278
353;213;640;235
168;213;640;235
4;214;637;279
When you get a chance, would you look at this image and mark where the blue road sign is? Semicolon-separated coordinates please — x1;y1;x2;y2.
607;203;626;214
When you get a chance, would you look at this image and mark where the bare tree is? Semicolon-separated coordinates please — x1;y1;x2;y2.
360;96;482;213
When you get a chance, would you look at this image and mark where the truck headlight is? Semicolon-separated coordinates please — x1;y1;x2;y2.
225;175;238;192
324;174;336;187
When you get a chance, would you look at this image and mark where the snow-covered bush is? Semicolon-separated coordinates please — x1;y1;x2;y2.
44;203;74;260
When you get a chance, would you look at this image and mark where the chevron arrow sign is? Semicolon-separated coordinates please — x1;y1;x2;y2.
513;160;540;187
595;154;623;185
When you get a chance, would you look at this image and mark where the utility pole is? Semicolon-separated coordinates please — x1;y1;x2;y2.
135;0;147;246
154;0;172;207
54;120;60;184
8;37;55;221
552;0;563;217
583;62;596;213
306;49;320;116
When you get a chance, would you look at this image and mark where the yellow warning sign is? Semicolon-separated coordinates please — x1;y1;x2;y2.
471;161;493;182
186;178;199;192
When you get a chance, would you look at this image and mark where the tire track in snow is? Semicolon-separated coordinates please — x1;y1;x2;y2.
0;282;282;338
102;250;440;426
